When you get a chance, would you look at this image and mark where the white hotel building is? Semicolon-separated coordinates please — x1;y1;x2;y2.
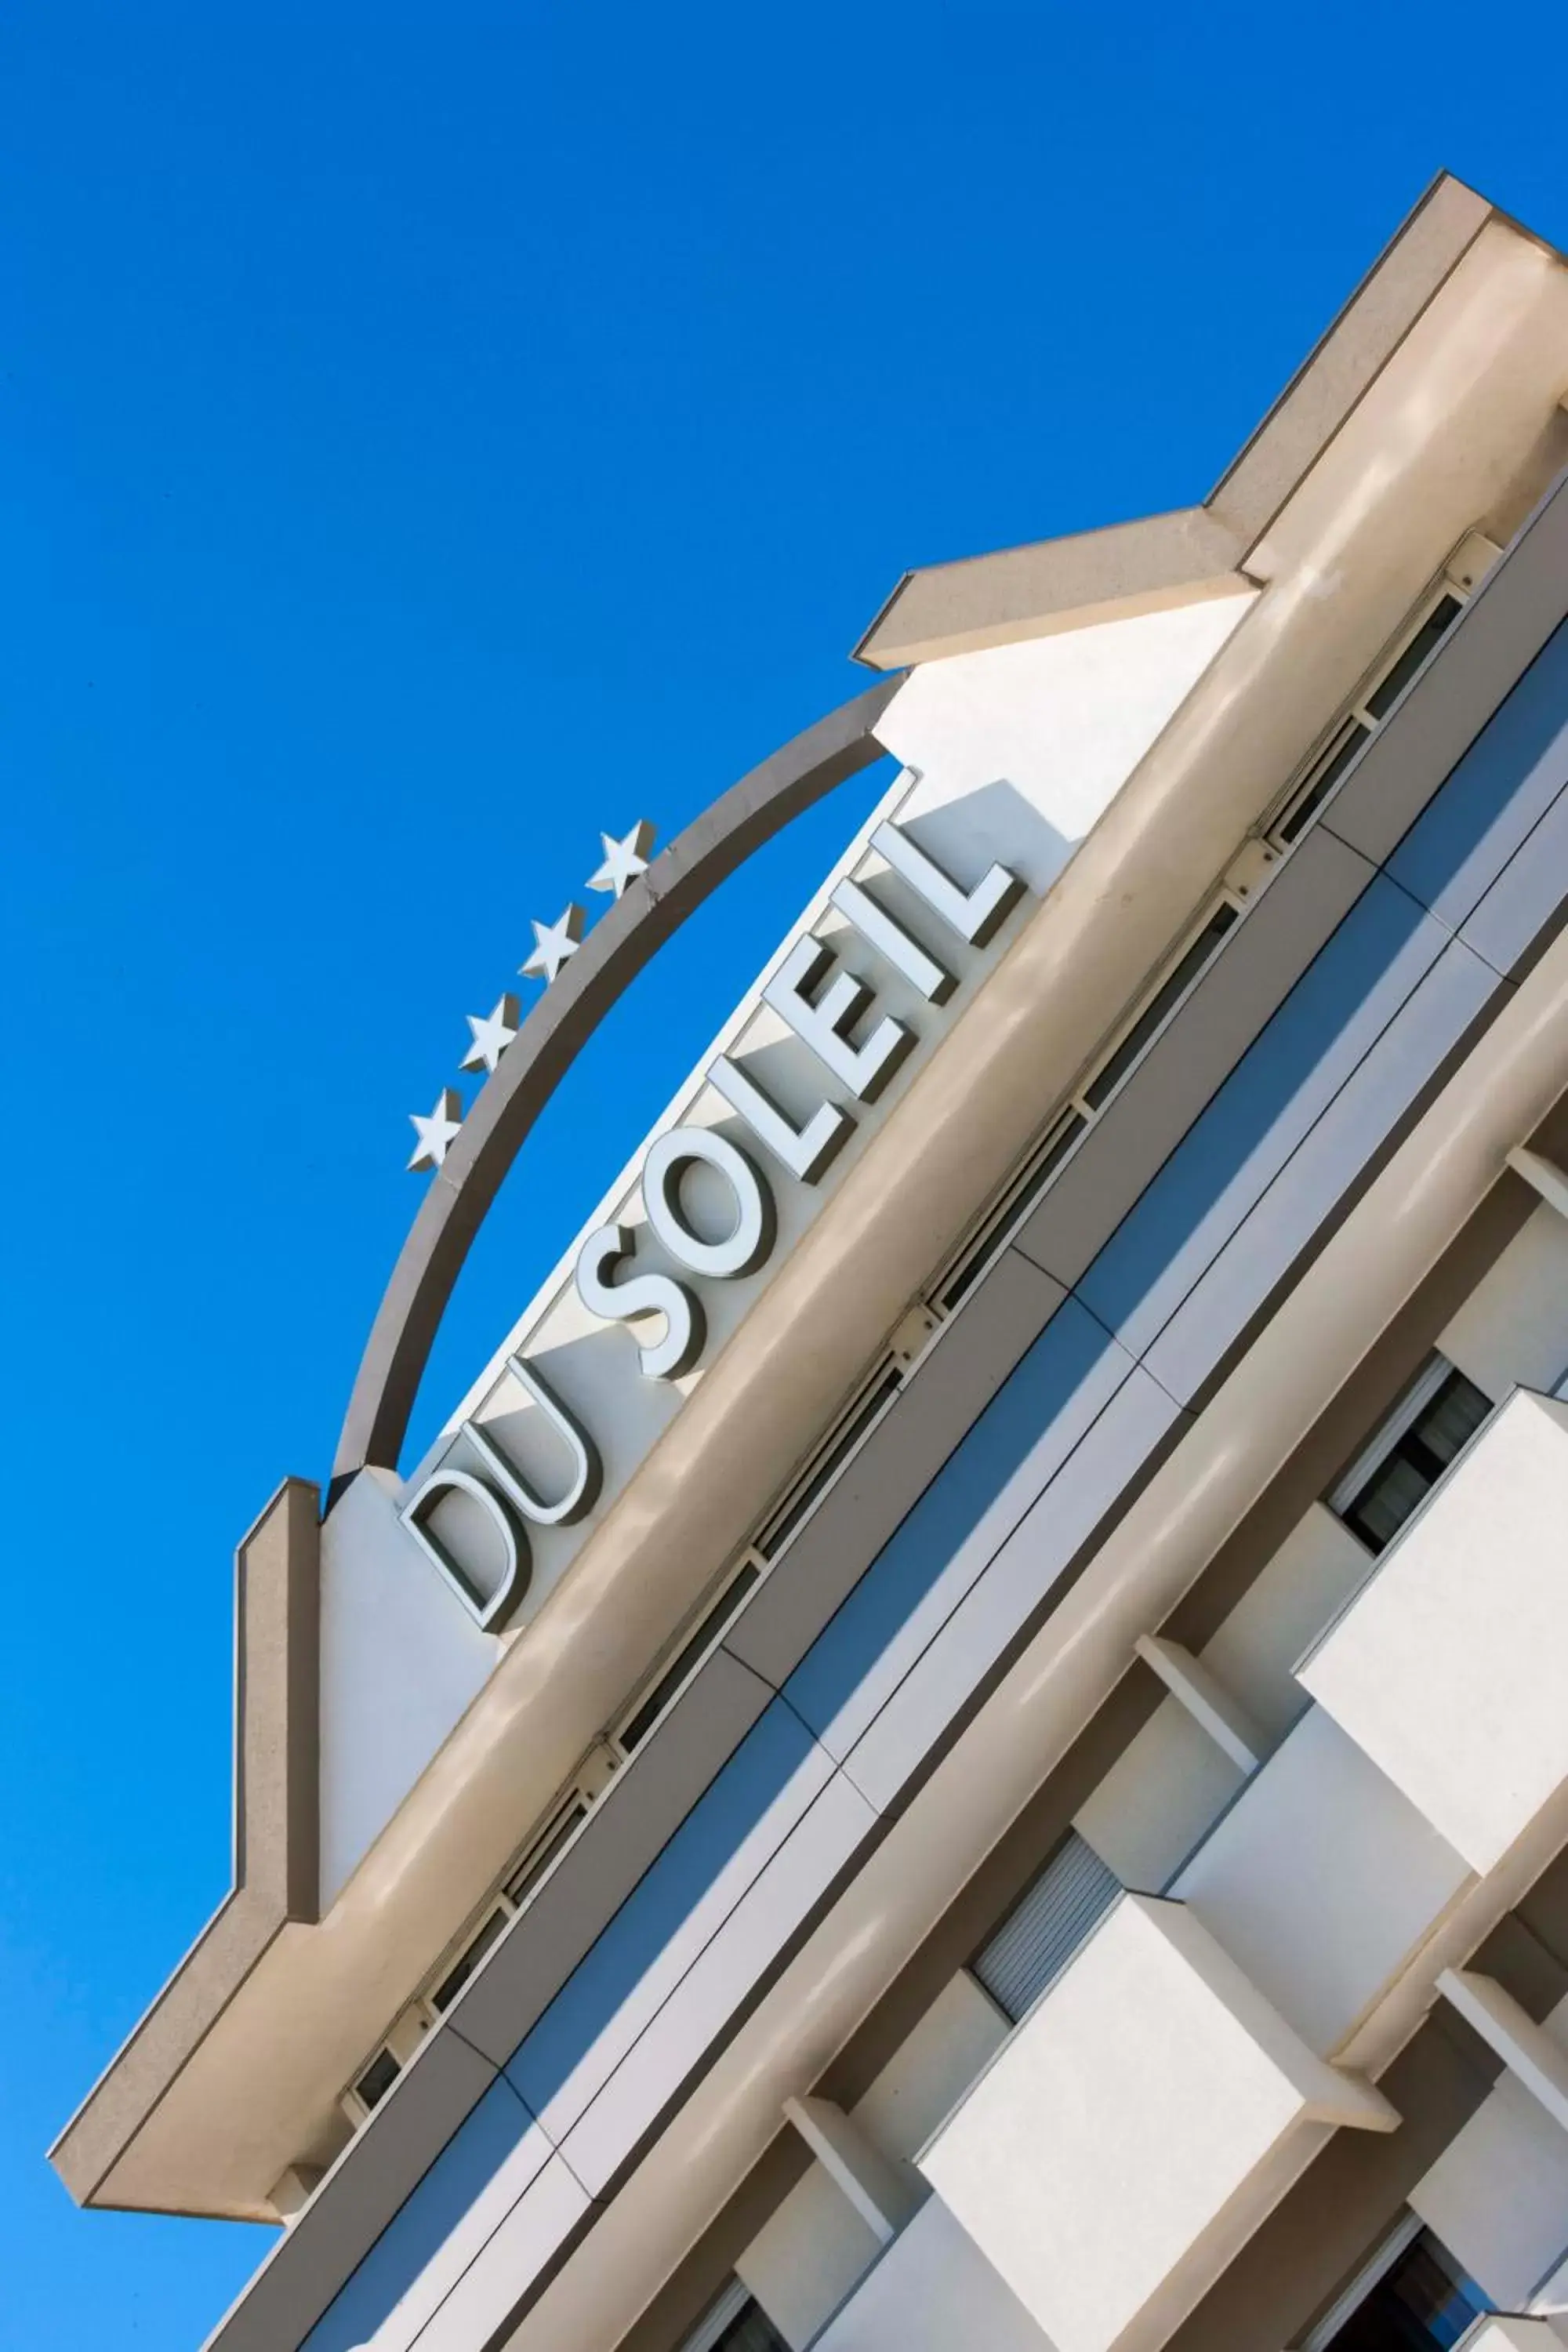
51;172;1568;2352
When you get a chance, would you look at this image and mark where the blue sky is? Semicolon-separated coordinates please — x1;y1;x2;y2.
2;5;1566;2346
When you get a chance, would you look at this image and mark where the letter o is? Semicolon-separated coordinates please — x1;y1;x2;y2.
641;1127;776;1280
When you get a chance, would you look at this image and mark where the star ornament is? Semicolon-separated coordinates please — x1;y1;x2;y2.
408;1087;463;1173
460;992;521;1076
521;903;585;985
588;820;655;901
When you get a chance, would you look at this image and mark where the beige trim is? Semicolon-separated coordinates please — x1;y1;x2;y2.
852;172;1500;670
852;506;1248;669
49;1477;320;2209
1207;173;1493;547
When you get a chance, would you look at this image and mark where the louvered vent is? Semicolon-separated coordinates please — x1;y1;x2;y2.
973;1831;1120;2023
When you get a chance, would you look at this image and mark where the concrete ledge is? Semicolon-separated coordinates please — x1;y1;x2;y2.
49;1476;320;2211
853;508;1248;670
1208;174;1494;550
1301;1388;1568;1875
853;173;1499;671
920;1895;1395;2352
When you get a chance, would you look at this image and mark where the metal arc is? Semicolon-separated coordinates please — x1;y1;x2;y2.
331;676;902;1499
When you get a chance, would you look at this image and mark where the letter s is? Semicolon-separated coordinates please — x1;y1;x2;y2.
575;1223;705;1381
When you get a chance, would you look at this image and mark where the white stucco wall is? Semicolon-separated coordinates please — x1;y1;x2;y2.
919;1894;1389;2352
1412;1990;1568;2307
318;1468;494;1904
1439;1200;1568;1401
810;2194;1051;2352
1300;1388;1568;1875
736;1970;1012;2349
1074;1700;1244;1893
1171;1708;1470;2058
1200;1504;1372;1745
877;595;1259;858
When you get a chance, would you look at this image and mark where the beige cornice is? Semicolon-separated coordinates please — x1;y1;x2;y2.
50;1477;319;2209
853;172;1500;670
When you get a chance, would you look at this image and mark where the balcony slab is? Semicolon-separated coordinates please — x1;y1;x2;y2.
918;1894;1394;2352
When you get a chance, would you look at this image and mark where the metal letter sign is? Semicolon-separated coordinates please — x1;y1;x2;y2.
401;1356;603;1631
400;814;1025;1628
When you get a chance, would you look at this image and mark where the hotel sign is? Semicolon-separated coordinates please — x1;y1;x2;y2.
401;815;1025;1631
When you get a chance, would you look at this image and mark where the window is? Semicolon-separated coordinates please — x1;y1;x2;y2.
938;1111;1088;1311
1083;904;1240;1109
1277;717;1373;845
506;1793;591;1908
680;2278;787;2352
350;2046;401;2116
429;1906;510;2013
342;1753;616;2127
755;1363;903;1560
1330;1356;1493;1556
972;1831;1120;2024
615;1559;762;1755
1307;2220;1489;2352
1364;595;1465;722
932;892;1243;1314
1271;560;1485;851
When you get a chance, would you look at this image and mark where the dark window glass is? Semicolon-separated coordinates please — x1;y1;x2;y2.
710;2302;788;2352
505;1796;589;1908
1278;719;1373;844
1341;1369;1491;1555
757;1370;902;1559
940;1112;1087;1311
1002;1110;1088;1226
1364;594;1464;720
681;2283;789;2352
1323;2227;1487;2352
353;2046;401;2114
430;1906;510;2013
619;1562;762;1753
1083;905;1239;1110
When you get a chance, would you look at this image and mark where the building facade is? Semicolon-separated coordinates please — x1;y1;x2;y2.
50;172;1568;2352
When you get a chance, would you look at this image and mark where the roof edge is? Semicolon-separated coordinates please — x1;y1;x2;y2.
853;506;1250;670
853;170;1507;672
1206;169;1494;550
49;1476;319;2212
